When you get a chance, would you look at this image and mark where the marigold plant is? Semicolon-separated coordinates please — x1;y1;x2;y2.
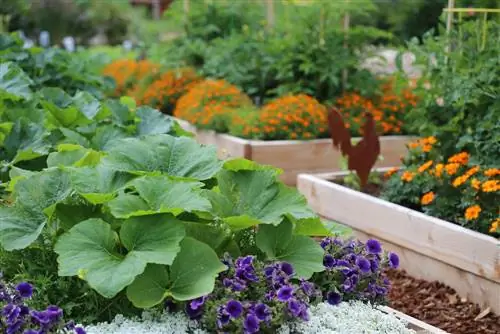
333;82;417;137
382;141;499;236
174;79;252;132
138;68;202;115
102;59;160;97
230;94;328;140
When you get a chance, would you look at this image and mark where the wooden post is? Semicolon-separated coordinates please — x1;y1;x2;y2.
152;0;161;20
446;0;455;35
266;0;275;30
183;0;190;26
342;0;350;91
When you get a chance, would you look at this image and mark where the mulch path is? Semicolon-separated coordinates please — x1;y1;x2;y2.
386;269;500;334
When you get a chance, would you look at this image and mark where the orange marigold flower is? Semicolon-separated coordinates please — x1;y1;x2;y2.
408;141;419;149
447;152;469;165
173;79;252;130
484;168;500;177
471;178;481;190
139;68;201;114
401;171;415;182
465;166;480;177
421;192;435;205
464;205;481;220
444;163;460;175
422;144;432;153
418;160;433;173
254;94;327;140
384;167;399;178
481;180;500;192
490;218;500;234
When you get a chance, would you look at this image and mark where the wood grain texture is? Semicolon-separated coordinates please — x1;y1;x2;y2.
175;119;412;185
297;172;500;313
379;306;450;333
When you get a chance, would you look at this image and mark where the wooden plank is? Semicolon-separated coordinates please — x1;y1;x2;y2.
174;118;412;185
250;136;411;185
297;172;500;313
379;306;450;334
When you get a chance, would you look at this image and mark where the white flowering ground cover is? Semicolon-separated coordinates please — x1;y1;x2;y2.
85;301;415;334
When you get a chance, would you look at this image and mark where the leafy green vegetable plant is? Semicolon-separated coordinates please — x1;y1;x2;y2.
0;133;329;310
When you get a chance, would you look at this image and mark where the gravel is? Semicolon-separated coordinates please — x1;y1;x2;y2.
85;301;414;334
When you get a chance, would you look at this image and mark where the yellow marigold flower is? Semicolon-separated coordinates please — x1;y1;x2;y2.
481;180;500;192
384;167;399;178
452;175;469;187
421;192;435;205
444;163;460;176
471;178;481;190
418;160;433;173
465;205;481;220
490;219;500;234
447;152;469;165
401;171;415;182
434;163;444;177
484;168;500;177
425;136;437;145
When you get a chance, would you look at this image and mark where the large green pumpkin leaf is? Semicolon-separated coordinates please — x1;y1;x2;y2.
90;125;130;151
72;91;103;120
55;218;145;298
0;207;45;250
55;215;185;298
0;62;33;101
70;165;136;204
14;168;72;215
3;119;52;164
256;220;324;279
168;237;226;300
126;264;170;308
47;145;102;168
120;214;185;265
136;106;175;136
126;237;225;307
208;169;317;228
108;176;211;218
102;135;222;180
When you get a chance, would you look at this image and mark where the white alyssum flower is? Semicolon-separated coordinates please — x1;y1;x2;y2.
84;301;414;334
278;301;416;334
84;310;208;334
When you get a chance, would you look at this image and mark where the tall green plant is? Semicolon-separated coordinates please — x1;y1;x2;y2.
405;20;499;165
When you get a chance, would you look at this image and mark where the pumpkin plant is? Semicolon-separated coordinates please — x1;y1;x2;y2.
0;134;328;309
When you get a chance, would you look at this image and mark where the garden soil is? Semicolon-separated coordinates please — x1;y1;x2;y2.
387;269;500;334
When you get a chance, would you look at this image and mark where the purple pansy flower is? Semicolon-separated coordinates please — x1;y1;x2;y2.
355;256;371;273
389;252;400;268
276;285;293;302
326;291;342;305
226;300;243;318
15;282;33;299
366;239;382;254
243;314;260;333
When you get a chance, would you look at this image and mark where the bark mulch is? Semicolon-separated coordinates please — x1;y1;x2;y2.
387;269;500;334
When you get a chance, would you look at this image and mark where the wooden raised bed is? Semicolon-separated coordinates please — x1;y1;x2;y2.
297;170;500;314
176;119;413;185
380;306;449;334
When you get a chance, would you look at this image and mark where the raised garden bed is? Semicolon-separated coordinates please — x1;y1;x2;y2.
297;169;500;314
176;119;413;185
